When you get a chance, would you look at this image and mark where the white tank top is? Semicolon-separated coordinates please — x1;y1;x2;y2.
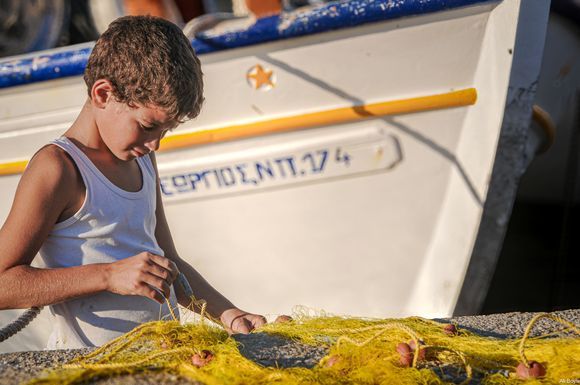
39;136;178;349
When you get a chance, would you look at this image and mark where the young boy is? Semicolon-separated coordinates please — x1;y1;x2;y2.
0;15;266;349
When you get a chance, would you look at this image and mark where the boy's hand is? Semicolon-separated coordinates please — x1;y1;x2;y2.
106;252;179;304
220;308;267;334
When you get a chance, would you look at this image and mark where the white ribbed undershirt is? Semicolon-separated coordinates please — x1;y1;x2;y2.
39;137;178;349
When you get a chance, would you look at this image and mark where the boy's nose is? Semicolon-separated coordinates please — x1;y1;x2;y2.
145;137;161;152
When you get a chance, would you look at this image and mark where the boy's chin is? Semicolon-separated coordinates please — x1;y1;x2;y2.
114;149;148;161
130;149;149;158
115;150;138;161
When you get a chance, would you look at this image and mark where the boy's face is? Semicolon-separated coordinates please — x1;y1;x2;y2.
96;97;179;161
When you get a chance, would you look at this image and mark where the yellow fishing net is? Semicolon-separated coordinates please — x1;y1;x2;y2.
26;305;580;385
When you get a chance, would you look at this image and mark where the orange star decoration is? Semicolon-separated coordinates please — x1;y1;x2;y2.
247;64;275;90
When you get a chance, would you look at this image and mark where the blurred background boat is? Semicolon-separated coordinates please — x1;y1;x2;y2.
0;0;577;352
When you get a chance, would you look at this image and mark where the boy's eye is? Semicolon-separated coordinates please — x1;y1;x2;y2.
140;123;155;131
139;122;177;134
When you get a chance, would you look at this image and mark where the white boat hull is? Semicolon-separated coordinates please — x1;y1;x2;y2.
0;0;549;352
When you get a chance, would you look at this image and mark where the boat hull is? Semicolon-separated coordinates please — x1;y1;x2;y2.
0;0;549;352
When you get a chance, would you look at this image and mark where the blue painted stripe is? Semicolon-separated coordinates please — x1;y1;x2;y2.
0;47;92;89
0;0;495;89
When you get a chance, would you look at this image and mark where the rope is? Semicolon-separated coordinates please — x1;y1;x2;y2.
62;347;196;370
177;271;221;326
165;297;178;322
427;345;473;385
518;312;580;367
0;306;43;342
75;322;157;364
335;322;424;366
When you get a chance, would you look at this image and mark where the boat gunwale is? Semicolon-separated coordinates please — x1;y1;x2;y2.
0;0;497;89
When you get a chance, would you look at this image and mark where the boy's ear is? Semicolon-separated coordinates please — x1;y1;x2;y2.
90;79;115;108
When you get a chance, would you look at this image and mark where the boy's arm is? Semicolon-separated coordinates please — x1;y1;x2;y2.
150;153;266;333
0;146;109;309
0;146;175;309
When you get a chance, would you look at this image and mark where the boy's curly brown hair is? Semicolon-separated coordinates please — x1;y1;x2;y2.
84;15;203;122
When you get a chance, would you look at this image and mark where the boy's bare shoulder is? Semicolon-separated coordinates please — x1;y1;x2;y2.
7;143;83;226
24;144;81;190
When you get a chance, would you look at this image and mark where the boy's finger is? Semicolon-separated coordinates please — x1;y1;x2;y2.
251;315;267;328
148;263;172;283
148;253;170;268
144;286;165;304
230;316;252;334
166;260;179;282
143;275;171;298
238;318;253;334
148;254;178;282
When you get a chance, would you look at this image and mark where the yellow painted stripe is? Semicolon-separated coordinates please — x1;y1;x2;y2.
0;160;29;176
0;88;476;176
161;88;477;151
